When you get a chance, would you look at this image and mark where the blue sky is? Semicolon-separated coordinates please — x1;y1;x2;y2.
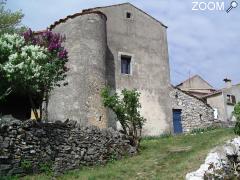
7;0;240;89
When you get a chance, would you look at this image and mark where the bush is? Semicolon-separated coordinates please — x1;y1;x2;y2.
39;162;53;175
20;160;33;173
0;30;68;121
101;88;146;149
234;102;240;135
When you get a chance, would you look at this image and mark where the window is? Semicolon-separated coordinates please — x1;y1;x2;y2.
121;55;131;74
126;12;132;19
227;94;236;105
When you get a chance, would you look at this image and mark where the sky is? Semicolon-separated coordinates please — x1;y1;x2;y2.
6;0;240;89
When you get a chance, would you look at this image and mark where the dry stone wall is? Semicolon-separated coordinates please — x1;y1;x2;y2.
0;115;136;176
170;87;215;132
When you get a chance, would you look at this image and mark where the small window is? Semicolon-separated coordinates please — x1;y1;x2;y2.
126;12;132;19
121;55;131;74
227;94;236;105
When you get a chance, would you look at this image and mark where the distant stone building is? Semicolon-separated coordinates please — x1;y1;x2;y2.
47;3;173;136
170;86;214;133
203;79;240;122
176;75;216;98
178;75;240;124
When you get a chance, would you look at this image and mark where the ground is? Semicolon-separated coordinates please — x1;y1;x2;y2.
13;128;235;180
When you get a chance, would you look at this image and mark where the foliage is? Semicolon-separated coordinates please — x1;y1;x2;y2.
233;102;240;135
39;162;53;175
233;102;240;121
101;87;146;148
21;160;33;173
0;30;68;121
191;126;219;134
0;0;27;35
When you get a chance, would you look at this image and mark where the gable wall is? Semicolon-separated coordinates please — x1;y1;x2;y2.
93;4;172;135
178;76;213;91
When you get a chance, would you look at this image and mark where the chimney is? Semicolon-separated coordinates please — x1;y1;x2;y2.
223;78;232;88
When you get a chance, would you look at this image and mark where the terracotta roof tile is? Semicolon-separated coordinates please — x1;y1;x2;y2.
48;11;107;30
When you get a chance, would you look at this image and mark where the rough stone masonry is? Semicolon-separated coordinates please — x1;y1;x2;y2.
170;87;215;132
0;115;136;176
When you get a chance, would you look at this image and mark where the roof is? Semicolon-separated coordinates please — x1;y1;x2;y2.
170;85;213;108
201;90;222;98
48;11;107;30
176;74;214;89
202;83;240;98
82;2;168;28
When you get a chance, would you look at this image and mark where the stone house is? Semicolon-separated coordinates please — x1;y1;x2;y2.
47;3;173;136
170;86;214;133
176;75;216;98
202;79;240;122
0;3;218;136
178;75;240;124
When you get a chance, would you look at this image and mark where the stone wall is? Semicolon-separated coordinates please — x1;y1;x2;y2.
170;87;215;133
0;116;136;176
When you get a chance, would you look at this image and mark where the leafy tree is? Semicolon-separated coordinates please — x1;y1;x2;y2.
101;88;146;148
0;30;68;121
233;102;240;135
0;0;27;35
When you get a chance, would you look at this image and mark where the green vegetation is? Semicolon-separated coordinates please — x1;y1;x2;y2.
0;30;68;121
20;160;33;173
22;128;235;180
234;102;240;135
101;88;146;148
191;125;219;134
0;0;26;35
39;162;53;175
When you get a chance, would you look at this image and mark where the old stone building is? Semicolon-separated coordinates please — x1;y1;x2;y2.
176;75;216;98
177;75;240;125
203;79;240;122
47;3;172;136
170;86;214;133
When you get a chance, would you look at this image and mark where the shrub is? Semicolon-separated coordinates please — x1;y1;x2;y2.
20;160;33;173
101;88;146;148
234;102;240;135
39;162;53;175
0;30;68;121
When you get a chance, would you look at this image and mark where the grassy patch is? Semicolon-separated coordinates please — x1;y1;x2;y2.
22;128;235;180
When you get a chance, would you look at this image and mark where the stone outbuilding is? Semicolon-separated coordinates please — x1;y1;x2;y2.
170;86;214;133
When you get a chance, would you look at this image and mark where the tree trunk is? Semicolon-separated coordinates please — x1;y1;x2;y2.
42;91;49;122
28;94;40;121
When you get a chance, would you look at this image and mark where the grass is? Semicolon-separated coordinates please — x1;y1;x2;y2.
19;128;235;180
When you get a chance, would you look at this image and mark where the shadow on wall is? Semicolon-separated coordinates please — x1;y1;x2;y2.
106;47;117;129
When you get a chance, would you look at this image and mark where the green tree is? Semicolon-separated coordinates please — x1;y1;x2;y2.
0;0;26;35
101;88;146;148
0;30;68;121
234;102;240;135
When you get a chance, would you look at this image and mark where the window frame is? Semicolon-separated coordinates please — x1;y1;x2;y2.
124;10;134;22
118;52;134;76
226;94;236;105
